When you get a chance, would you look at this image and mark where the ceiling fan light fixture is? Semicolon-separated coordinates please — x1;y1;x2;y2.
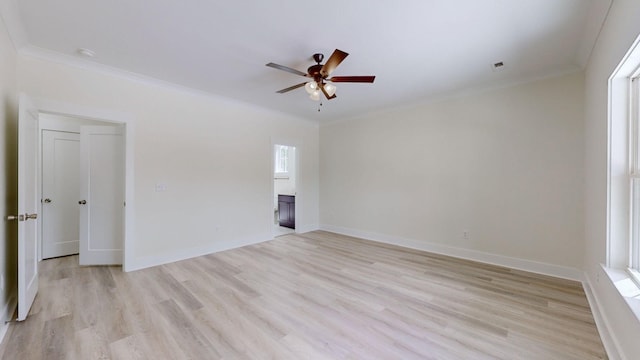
324;83;337;97
266;48;375;105
305;81;317;94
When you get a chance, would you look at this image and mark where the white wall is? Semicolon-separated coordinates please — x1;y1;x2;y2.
16;54;319;270
320;72;585;278
0;11;17;339
583;0;640;358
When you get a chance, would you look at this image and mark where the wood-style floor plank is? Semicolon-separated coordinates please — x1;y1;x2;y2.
0;231;607;359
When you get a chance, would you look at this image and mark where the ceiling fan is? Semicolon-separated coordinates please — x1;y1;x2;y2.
266;49;375;101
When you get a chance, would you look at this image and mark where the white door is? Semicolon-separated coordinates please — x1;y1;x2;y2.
41;131;80;259
16;95;39;321
79;126;124;265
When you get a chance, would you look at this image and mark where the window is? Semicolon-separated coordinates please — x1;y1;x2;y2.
607;34;640;321
275;145;290;175
609;36;640;275
632;75;640;278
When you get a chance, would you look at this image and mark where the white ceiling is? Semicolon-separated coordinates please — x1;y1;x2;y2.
2;0;611;122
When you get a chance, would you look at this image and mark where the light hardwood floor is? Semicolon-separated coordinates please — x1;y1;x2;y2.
0;231;607;359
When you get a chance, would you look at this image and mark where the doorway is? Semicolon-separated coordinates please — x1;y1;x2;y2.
39;114;121;262
273;144;296;237
16;95;134;321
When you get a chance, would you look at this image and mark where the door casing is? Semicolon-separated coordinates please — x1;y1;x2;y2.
271;138;300;238
28;96;135;271
39;114;122;261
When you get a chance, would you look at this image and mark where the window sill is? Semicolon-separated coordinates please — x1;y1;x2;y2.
601;264;640;322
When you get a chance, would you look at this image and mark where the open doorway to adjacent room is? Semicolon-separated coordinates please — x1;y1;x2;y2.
273;144;296;237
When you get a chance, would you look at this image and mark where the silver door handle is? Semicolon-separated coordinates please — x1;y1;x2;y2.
43;198;52;203
78;200;87;205
24;213;38;220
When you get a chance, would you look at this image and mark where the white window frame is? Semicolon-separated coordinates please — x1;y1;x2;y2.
274;144;290;178
606;32;640;328
631;74;640;285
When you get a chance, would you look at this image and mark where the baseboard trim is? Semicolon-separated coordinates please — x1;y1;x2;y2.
319;225;583;281
296;223;319;234
125;237;271;272
0;292;17;345
124;224;582;281
582;274;624;360
126;224;323;272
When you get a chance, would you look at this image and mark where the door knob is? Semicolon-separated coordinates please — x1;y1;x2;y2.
24;213;38;220
43;198;52;203
78;200;87;205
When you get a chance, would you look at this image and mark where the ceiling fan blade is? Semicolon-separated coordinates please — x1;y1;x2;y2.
328;76;376;83
276;82;307;93
318;82;337;100
320;49;349;77
266;63;309;77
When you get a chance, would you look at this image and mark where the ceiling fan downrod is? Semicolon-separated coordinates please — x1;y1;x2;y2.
312;53;324;64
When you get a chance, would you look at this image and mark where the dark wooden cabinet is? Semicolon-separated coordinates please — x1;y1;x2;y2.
278;195;295;229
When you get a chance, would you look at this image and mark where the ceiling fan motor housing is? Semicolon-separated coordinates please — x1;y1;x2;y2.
307;64;325;82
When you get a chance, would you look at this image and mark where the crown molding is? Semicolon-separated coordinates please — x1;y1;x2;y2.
18;45;246;104
575;0;613;68
18;45;317;125
0;1;315;124
0;0;28;50
321;65;583;127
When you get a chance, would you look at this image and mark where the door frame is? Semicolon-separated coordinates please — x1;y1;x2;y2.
270;137;300;238
38;115;118;261
26;95;135;271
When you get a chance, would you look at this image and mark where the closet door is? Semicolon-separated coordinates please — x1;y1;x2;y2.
41;130;80;259
79;126;125;265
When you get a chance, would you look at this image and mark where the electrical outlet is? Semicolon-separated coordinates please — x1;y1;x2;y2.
463;230;469;240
